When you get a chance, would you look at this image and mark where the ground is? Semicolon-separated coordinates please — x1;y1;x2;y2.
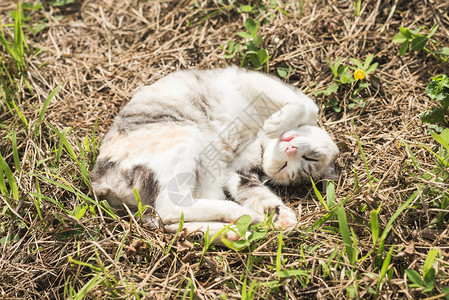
0;0;448;299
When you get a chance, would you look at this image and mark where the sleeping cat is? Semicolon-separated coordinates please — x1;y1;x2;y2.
90;66;339;241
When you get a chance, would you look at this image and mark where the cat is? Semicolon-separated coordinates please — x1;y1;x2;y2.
90;66;339;241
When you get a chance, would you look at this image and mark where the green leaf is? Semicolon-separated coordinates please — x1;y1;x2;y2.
423;249;439;278
392;33;407;44
399;27;413;39
244;18;258;35
441;95;449;108
239;5;254;13
427;24;439;39
252;35;262;48
329;57;342;77
423;267;436;289
350;58;363;69
442;287;449;300
50;0;76;7
436;128;449;149
237;32;253;39
363;54;374;69
234;239;250;249
256;49;269;64
399;40;409;56
421;108;447;125
314;84;339;97
411;35;428;51
409;26;425;36
277;269;309;278
248;229;268;242
365;62;378;74
436;47;449;56
11;101;29;129
75;205;87;220
277;68;288;78
340;70;355;84
236;215;252;236
405;269;425;287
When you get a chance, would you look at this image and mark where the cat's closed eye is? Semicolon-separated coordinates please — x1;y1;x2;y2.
303;154;319;162
302;156;319;162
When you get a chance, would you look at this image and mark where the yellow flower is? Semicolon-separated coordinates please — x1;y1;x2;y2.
354;69;365;80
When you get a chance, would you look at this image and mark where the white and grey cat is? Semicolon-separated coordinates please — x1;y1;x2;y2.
90;67;339;241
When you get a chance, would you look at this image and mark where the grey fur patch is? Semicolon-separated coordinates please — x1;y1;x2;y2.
124;165;159;208
237;170;263;188
222;186;237;202
189;94;210;118
116;104;197;133
90;158;116;182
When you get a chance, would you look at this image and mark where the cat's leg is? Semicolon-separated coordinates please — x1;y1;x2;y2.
238;70;319;138
156;197;265;225
225;171;297;229
164;222;248;243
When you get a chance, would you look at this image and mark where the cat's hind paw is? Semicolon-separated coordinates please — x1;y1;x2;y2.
225;228;251;242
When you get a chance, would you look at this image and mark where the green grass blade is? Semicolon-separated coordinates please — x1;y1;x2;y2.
166;212;184;254
275;230;284;277
38;85;60;124
33;178;43;220
376;188;421;267
354;129;374;189
311;177;329;210
370;208;380;246
10;128;20;172
326;180;336;208
47;122;79;164
30;192;69;214
74;274;103;300
0;150;19;201
11;101;29;129
376;245;394;292
35;172;117;219
337;206;354;264
351;228;358;265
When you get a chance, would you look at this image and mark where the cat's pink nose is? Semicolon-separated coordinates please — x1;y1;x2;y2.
286;145;297;155
282;135;296;142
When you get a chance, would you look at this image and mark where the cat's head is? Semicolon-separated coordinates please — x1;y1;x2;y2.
262;125;339;185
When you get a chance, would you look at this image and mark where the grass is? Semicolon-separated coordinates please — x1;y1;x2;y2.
1;0;449;299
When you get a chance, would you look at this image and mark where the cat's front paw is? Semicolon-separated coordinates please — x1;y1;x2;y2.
263;106;298;138
272;206;297;229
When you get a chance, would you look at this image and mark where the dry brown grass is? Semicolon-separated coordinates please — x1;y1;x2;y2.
1;0;449;299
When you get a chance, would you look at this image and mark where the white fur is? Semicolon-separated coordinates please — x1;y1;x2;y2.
91;67;338;243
